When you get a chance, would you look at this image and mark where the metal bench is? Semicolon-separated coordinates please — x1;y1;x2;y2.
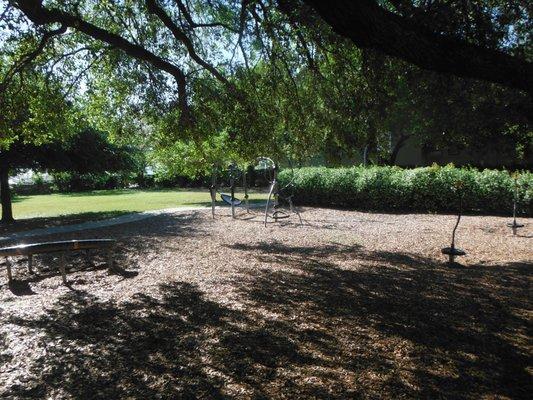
0;239;116;285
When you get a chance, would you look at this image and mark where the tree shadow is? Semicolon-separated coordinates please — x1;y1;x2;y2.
2;236;531;399
1;212;205;289
5;282;320;399
226;241;532;399
0;249;138;290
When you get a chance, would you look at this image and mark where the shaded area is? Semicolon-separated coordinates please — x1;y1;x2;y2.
0;211;134;236
0;212;206;286
3;255;138;294
229;242;532;399
3;238;531;399
6;283;312;399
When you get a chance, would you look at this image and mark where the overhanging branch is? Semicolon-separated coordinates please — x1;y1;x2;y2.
297;0;533;94
14;0;193;127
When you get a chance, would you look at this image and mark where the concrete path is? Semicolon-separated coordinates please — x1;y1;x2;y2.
0;203;266;243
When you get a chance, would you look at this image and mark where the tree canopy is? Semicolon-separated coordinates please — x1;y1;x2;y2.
0;127;137;222
1;0;531;177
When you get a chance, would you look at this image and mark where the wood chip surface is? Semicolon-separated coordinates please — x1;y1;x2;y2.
0;207;531;399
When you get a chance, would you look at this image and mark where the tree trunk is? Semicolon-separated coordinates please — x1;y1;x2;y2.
0;166;14;224
388;133;411;165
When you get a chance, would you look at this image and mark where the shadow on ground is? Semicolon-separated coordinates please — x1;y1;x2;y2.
4;239;532;399
0;211;136;237
0;212;205;288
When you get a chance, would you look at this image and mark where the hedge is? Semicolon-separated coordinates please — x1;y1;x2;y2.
278;165;532;216
51;172;134;192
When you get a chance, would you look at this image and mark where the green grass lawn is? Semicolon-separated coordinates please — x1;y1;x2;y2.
12;188;268;219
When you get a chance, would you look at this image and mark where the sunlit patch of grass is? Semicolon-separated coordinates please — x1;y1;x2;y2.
12;188;268;219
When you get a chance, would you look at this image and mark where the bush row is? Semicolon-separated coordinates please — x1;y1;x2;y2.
50;172;139;192
278;165;532;216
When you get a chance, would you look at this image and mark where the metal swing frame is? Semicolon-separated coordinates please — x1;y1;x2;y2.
209;162;249;219
260;158;302;227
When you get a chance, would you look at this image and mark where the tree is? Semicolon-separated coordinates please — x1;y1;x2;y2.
295;0;532;94
0;128;135;223
4;0;530;175
0;51;74;222
11;0;532;100
352;49;532;165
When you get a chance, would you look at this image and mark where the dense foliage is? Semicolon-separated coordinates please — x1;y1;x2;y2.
50;172;135;192
279;165;532;216
2;1;530;176
1;1;531;224
0;127;138;221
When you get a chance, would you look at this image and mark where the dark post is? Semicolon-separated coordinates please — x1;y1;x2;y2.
59;253;67;285
243;170;249;213
210;165;217;219
507;175;524;235
229;163;236;219
230;176;235;218
441;182;466;263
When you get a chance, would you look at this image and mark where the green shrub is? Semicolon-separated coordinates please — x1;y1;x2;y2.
278;165;532;216
50;172;133;192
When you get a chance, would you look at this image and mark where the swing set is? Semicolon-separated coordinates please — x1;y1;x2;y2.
209;161;249;218
209;157;302;225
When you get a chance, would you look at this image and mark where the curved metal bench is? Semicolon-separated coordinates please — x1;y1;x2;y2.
0;239;116;285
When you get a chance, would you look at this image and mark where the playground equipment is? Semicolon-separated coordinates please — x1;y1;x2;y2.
209;157;302;226
441;183;466;264
507;174;524;235
209;162;249;218
258;157;302;226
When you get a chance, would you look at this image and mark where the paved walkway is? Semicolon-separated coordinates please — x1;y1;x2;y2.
0;203;266;243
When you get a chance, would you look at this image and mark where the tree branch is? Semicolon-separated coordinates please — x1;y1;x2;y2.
145;0;242;100
0;24;67;95
174;0;238;32
297;0;533;94
14;0;193;127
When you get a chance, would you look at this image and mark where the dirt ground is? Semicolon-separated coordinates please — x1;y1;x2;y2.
0;207;531;399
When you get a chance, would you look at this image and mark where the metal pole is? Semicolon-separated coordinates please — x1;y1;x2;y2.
243;170;249;213
449;195;462;263
513;178;518;224
5;257;12;281
264;180;276;226
59;253;67;285
210;166;217;219
230;174;235;219
27;254;33;274
512;177;518;234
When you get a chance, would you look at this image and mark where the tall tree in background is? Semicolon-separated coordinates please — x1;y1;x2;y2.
0;128;135;223
8;0;530;130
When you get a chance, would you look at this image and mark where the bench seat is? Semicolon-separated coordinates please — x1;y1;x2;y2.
1;239;116;285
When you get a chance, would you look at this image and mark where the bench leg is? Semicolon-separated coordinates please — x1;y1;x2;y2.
6;257;12;282
59;253;67;285
107;248;113;269
27;254;34;274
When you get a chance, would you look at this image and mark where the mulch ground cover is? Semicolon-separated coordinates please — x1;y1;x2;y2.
0;207;531;399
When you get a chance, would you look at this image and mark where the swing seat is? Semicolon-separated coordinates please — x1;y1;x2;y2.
271;210;290;219
441;247;466;256
220;193;242;206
